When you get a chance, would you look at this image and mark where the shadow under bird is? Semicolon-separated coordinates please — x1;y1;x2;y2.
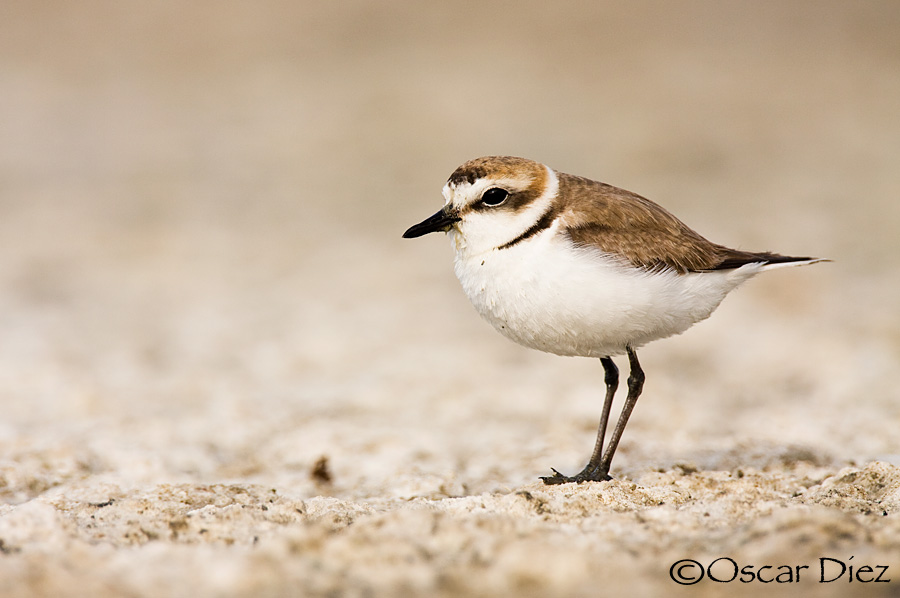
403;156;826;484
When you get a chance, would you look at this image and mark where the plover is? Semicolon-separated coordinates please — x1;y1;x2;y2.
403;156;825;484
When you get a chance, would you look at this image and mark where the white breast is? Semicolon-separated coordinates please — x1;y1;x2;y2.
449;221;763;358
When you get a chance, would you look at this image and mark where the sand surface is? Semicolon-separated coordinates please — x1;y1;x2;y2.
2;2;900;596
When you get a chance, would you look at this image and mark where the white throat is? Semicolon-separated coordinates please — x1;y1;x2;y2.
447;166;560;258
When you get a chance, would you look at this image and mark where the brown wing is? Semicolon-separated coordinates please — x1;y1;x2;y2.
556;173;809;274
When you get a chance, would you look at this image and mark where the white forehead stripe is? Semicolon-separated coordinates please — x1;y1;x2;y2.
443;167;553;210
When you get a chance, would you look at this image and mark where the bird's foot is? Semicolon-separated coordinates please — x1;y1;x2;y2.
540;467;613;485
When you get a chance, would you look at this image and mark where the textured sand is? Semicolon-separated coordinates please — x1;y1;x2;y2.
2;2;900;596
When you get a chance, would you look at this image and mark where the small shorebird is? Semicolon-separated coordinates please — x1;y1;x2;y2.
403;156;824;484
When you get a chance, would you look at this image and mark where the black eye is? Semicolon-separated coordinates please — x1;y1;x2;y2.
480;188;509;207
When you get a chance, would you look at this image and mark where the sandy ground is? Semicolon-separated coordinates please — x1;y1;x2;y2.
2;1;900;596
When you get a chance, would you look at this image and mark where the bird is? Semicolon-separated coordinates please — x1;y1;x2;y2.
402;156;825;485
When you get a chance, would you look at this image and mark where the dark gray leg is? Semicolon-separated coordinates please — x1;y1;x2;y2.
542;348;643;485
594;358;620;460
594;347;643;476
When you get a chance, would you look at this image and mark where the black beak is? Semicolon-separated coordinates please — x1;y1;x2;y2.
402;207;460;238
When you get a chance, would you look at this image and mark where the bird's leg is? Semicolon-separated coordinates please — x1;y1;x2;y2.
541;356;619;484
542;348;643;485
594;347;643;478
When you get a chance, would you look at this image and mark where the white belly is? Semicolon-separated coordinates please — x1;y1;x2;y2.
449;225;763;358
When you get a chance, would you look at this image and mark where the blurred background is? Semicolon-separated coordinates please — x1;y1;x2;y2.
1;1;899;498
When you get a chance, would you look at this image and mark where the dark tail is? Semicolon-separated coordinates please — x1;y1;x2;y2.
707;251;827;271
